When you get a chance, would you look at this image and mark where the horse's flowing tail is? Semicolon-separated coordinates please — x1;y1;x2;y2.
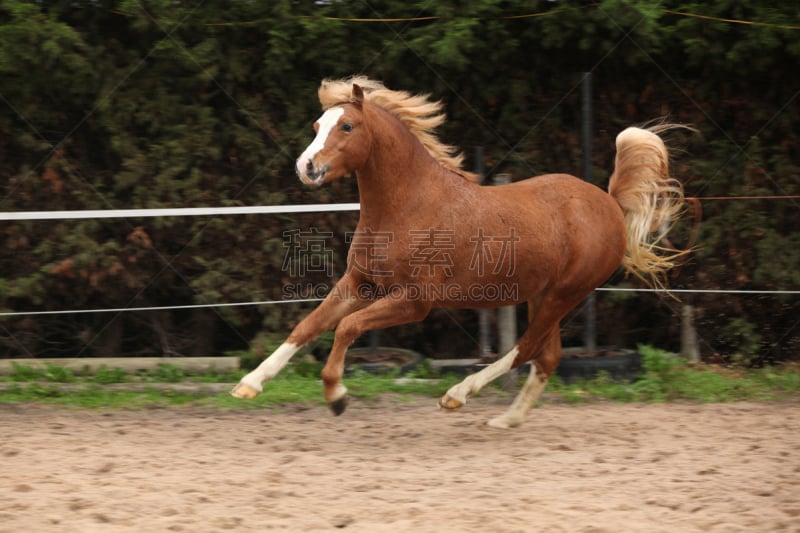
608;125;688;291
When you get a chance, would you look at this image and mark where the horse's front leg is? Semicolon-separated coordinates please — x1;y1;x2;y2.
321;292;431;415
231;275;369;399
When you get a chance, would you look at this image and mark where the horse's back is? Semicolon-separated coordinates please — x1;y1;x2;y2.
503;172;623;228
482;173;627;298
486;173;624;233
502;173;613;205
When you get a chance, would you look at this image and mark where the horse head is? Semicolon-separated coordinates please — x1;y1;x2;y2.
296;84;371;187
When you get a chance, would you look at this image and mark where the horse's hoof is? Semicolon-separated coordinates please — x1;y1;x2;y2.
328;395;349;416
438;394;463;411
230;382;260;399
487;416;519;429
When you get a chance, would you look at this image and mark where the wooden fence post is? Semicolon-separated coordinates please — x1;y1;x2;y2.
681;304;700;362
493;172;519;390
475;146;494;359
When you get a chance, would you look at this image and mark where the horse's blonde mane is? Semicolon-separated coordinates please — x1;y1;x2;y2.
318;76;477;181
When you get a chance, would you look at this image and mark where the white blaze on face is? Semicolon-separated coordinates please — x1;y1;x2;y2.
296;107;344;184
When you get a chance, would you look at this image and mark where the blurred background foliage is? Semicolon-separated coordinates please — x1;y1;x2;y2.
0;0;797;364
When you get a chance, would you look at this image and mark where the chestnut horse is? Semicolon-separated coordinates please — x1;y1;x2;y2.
232;76;686;428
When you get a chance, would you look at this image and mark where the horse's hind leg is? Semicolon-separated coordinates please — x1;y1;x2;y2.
438;344;520;410
487;326;561;429
439;294;566;428
438;323;559;414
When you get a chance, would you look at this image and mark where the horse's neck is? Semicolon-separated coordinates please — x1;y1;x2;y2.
355;107;467;227
356;157;463;227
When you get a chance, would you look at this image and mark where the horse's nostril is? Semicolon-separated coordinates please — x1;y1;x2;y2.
306;160;314;173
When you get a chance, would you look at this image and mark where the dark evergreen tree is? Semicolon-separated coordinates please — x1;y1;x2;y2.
0;0;797;362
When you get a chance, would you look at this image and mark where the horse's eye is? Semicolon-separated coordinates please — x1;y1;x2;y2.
341;122;353;133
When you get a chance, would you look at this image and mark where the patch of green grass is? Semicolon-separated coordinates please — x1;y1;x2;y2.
750;365;800;394
10;363;77;383
9;363;41;382
149;363;185;383
91;366;129;385
346;368;459;400
0;383;197;408
0;350;797;410
192;368;246;383
44;364;77;383
0;359;459;409
546;347;800;404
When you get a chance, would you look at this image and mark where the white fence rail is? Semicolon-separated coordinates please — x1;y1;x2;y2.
0;203;360;220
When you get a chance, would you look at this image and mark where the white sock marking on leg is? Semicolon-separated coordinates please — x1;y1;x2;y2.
446;346;519;403
239;342;301;392
329;383;348;403
488;364;547;428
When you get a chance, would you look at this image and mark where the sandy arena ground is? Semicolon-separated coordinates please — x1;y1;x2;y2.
1;396;798;532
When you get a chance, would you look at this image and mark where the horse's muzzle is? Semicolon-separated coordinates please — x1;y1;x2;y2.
296;159;328;187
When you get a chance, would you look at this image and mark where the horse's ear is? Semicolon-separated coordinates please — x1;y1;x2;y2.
352;83;365;106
